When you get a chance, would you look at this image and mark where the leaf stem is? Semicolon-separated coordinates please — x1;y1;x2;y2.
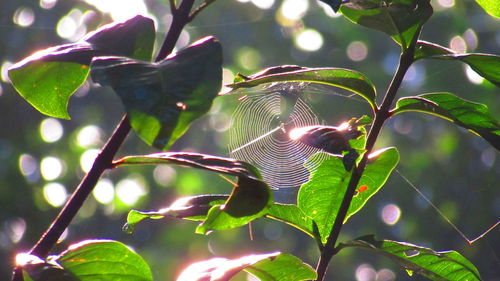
12;0;207;279
314;33;418;281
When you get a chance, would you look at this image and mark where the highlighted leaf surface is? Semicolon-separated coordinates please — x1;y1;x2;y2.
340;235;481;281
392;93;500;150
8;15;155;119
91;37;222;150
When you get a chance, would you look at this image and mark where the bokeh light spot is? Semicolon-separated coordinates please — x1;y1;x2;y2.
116;177;147;206
40;0;57;9
19;154;38;177
40;118;64;143
355;263;377;281
380;203;401;225
153;166;177;187
40;156;64;180
294;29;324;52
377;268;396;281
280;0;309;20
80;149;99;173
77;125;102;147
93;178;115;204
13;7;35;27
449;35;466;53
437;0;454;8
85;0;149;21
6;218;27;243
236;47;261;70
347;41;368;61
43;182;68;207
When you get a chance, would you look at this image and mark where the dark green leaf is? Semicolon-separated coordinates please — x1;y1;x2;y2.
298;148;399;243
114;152;272;233
123;195;228;234
8;15;155;119
475;0;500;18
245;253;317;281
177;252;316;281
266;203;316;238
340;235;481;281
340;0;433;50
56;240;152;281
226;66;377;111
415;41;500;87
392;93;500;150
91;37;223;150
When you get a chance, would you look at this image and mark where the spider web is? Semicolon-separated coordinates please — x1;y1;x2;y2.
228;82;328;189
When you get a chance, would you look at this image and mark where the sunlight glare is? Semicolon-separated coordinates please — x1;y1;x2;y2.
1;61;13;83
294;29;324;52
43;182;68;207
16;253;44;266
40;118;64;143
77;125;102;147
40;156;64;180
13;7;35;27
465;65;484;84
80;149;99;173
93;178;115;204
116;177;147;206
84;0;149;21
380;203;401;225
289;126;309;140
280;0;309;20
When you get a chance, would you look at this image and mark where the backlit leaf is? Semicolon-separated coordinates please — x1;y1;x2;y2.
56;240;152;281
340;235;481;281
298;148;399;244
114;152;272;233
340;0;433;50
226;66;377;111
8;15;155;119
415;41;500;87
392;93;500;150
475;0;500;18
266;203;316;238
91;37;223;150
177;252;316;281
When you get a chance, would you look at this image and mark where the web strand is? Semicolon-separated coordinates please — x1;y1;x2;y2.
395;169;499;245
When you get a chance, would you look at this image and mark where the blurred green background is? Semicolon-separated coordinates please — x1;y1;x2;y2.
0;0;498;280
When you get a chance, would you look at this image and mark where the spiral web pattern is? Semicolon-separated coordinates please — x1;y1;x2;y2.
228;83;328;189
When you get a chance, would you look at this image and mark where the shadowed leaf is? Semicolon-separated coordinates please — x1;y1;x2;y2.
392;93;500;150
226;66;377;111
415;41;500;87
340;0;432;50
8;15;155;119
340;235;481;281
91;37;223;150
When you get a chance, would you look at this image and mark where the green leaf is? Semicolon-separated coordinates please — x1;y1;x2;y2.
226;66;377;111
123;194;228;234
196;177;272;234
415;41;500;87
91;37;223;150
177;252;316;281
8;15;155;119
475;0;500;18
298;148;399;244
266;203;316;238
392;93;500;150
114;152;272;233
56;240;152;281
340;0;433;50
245;253;318;281
340;235;481;281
